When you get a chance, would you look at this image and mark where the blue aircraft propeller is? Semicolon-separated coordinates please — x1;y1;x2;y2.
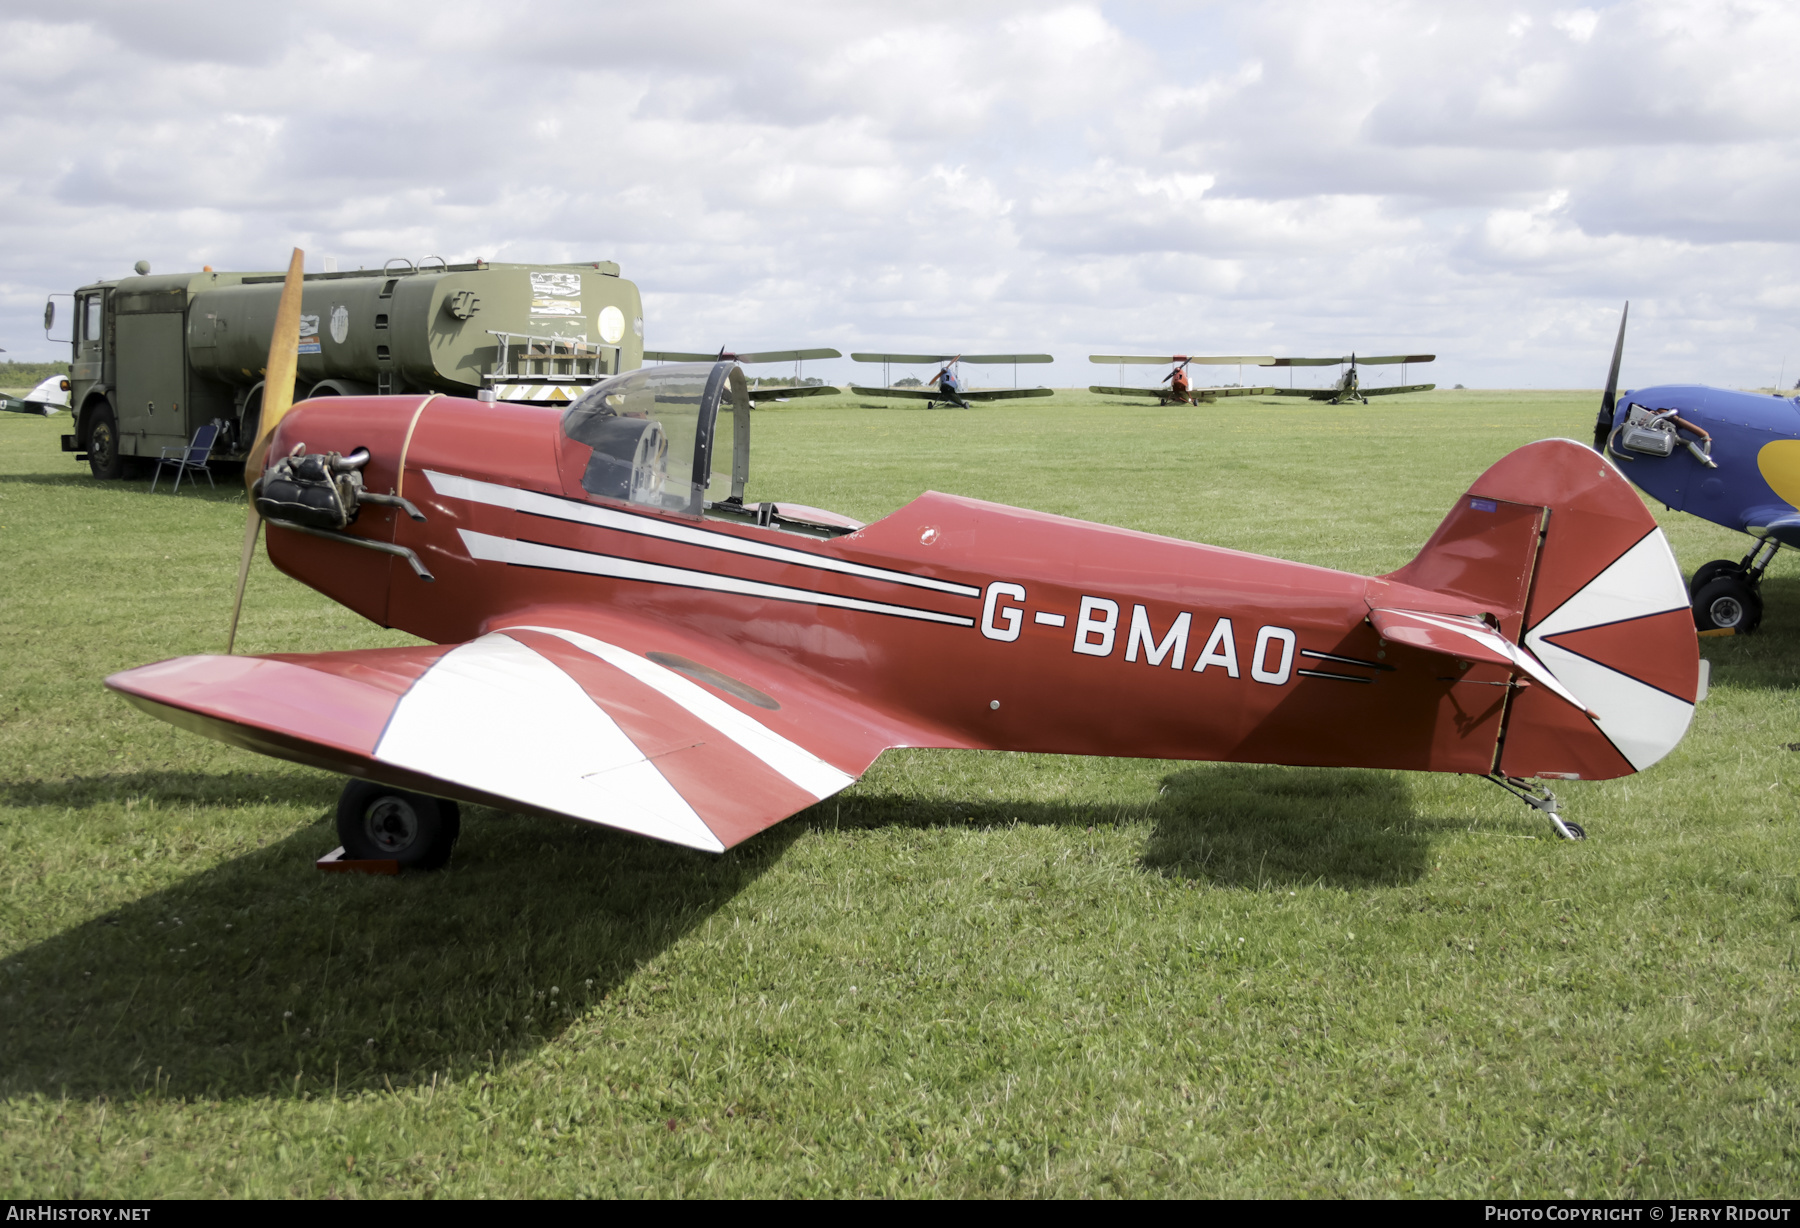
1594;301;1800;634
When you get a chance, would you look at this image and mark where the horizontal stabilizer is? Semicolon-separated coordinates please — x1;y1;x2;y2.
1368;608;1596;718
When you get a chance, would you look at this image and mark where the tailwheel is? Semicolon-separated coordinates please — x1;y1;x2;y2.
336;779;461;869
1558;821;1586;841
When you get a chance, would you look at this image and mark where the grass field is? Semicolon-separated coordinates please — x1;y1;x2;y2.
2;389;1797;1197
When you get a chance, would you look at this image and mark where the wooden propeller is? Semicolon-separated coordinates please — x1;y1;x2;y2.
225;248;306;654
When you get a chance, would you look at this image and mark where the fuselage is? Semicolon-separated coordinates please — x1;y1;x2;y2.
264;394;1528;779
1607;382;1800;544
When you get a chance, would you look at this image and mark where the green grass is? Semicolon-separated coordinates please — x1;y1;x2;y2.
2;390;1798;1197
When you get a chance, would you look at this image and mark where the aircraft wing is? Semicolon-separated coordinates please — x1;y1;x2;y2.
850;353;1053;365
1264;383;1435;400
963;387;1054;401
1743;506;1800;547
1088;385;1279;399
745;385;840;402
848;384;1053;401
850;384;942;400
104;621;898;853
1089;385;1168;398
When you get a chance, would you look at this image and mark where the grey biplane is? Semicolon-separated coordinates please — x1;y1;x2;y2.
850;353;1055;409
1264;353;1436;404
643;347;843;402
1088;354;1279;405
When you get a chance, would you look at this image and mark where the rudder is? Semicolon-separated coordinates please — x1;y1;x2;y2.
1386;438;1699;781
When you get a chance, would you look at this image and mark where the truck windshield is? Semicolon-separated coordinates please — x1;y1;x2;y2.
561;361;727;514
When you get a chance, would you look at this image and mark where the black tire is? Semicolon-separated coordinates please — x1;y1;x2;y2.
86;400;123;480
1688;559;1743;600
1561;822;1586;841
335;779;461;869
1693;574;1763;634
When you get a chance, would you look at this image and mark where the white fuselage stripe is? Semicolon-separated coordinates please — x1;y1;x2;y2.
424;470;979;597
459;530;977;627
508;625;856;799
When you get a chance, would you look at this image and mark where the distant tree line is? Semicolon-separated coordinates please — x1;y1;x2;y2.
0;360;70;384
747;375;826;387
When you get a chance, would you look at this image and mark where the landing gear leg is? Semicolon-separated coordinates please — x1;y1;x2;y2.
1743;538;1782;585
1484;774;1586;840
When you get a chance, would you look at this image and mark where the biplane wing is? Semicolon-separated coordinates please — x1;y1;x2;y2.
1267;355;1436;367
1267;383;1437;400
745;385;840;402
851;353;1053;365
1088;385;1280;400
849;385;1054;402
106;617;895;853
645;348;842;364
1089;355;1275;366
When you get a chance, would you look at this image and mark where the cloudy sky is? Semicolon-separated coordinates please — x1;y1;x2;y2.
4;0;1798;390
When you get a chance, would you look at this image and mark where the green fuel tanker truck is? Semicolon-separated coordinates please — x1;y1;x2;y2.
49;258;644;478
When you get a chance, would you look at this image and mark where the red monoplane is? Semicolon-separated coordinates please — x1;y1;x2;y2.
106;358;1702;867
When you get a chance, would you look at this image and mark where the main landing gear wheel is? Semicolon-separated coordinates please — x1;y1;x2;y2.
1688;559;1743;598
1693;574;1763;634
335;780;461;869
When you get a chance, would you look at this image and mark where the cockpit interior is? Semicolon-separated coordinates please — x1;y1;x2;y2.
558;361;863;538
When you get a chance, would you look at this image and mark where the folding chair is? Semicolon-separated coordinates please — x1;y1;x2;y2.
151;422;220;493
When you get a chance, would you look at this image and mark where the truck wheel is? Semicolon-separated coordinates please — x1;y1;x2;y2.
86;402;124;480
1688;559;1743;599
335;779;461;869
1693;574;1763;634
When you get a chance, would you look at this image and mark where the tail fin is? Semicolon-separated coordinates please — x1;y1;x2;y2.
1384;438;1699;781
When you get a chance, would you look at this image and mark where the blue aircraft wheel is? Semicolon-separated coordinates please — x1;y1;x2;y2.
336;779;462;869
1693;574;1763;635
1688;559;1744;599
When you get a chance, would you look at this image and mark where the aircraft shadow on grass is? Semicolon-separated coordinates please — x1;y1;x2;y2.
0;770;795;1101
809;763;1444;891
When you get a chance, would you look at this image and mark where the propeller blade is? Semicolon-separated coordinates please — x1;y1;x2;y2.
227;247;305;654
1595;302;1629;451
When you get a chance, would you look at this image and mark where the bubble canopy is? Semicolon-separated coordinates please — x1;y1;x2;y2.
560;360;748;515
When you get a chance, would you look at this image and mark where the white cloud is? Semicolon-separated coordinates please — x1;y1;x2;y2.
0;0;1797;391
